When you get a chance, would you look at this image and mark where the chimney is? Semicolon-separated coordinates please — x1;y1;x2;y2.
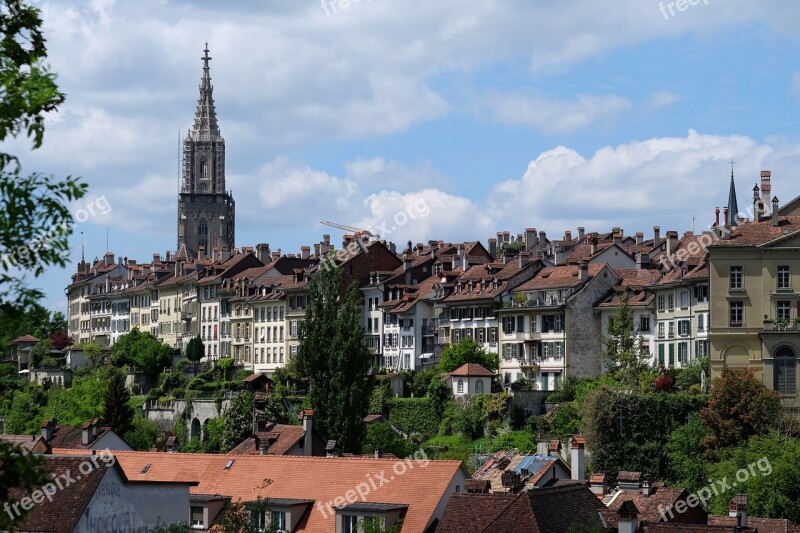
503;231;511;243
617;501;639;533
636;252;647;270
752;185;761;222
301;246;311;260
635;232;643;245
197;245;205;260
729;494;748;529
723;207;730;229
256;243;271;263
458;245;466;270
153;253;161;263
301;409;314;457
91;418;100;440
538;231;547;255
772;196;780;227
81;422;91;446
653;226;661;248
104;252;114;267
666;231;679;255
165;251;172;262
715;207;721;234
589;234;598;255
761;170;772;200
570;436;586;480
564;230;572;241
403;251;414;271
416;243;424;257
577;227;585;240
41;419;55;442
589;474;607;496
518;251;530;268
314;243;320;257
374;449;383;459
488;238;497;259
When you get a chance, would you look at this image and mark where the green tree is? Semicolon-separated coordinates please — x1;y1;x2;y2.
0;441;49;531
212;499;278;533
123;416;162;451
185;335;204;367
427;376;452;419
28;338;52;369
112;329;173;379
699;368;782;459
438;338;498;373
221;392;254;452
602;292;648;387
104;369;134;435
4;390;41;434
665;412;709;492
41;367;112;425
80;341;103;368
296;266;373;453
0;1;86;308
706;433;800;521
362;422;414;458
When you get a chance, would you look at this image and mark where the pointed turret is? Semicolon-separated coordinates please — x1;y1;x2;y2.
727;164;740;226
190;43;221;141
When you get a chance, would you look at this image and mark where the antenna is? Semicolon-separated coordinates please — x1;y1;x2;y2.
81;231;85;262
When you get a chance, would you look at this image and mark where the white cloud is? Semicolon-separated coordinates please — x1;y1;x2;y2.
488;94;632;134
649;91;679;108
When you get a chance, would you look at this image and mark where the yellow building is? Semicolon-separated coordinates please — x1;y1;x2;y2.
708;209;800;407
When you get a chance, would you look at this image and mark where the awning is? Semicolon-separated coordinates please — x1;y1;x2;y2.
419;353;434;360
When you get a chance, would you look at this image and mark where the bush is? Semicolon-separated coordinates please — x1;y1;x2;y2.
123;416;162;451
387;397;439;436
362;423;414;458
489;430;537;453
369;379;392;415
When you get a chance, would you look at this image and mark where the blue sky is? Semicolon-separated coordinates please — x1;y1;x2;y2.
11;0;800;311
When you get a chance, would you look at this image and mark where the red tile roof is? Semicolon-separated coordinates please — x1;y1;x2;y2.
707;516;800;532
514;263;606;291
8;334;40;344
227;424;326;457
57;451;467;533
708;216;800;246
450;363;495;377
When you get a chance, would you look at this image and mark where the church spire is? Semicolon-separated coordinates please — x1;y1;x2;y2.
727;161;740;227
191;43;220;140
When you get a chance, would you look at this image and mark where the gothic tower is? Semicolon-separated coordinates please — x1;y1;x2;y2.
177;44;235;259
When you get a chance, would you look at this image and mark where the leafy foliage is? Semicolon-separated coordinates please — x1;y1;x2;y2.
438;338;498;373
602;292;649;387
111;329;174;379
104;369;134;435
362;422;415;458
706;433;800;521
0;441;49;531
296;265;373;453
581;387;705;483
185;335;204;364
221;392;254;452
123;415;163;451
387;397;439;436
699;368;783;459
665;412;709;492
0;1;86;307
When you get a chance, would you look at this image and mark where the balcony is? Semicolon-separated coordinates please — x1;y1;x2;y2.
422;325;436;336
518;358;538;369
763;319;800;333
438;334;451;345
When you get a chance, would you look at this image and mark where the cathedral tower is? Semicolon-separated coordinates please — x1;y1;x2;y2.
177;44;235;259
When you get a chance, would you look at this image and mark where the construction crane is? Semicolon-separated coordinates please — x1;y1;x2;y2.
318;220;379;240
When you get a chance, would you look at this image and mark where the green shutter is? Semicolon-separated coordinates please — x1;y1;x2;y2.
658;344;665;367
668;344;675;367
542;373;549;391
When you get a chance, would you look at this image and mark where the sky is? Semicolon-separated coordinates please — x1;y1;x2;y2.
10;0;800;311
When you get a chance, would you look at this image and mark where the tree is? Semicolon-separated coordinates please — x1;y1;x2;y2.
80;341;103;368
296;265;373;453
104;370;134;435
221;392;254;452
4;390;41;434
0;441;49;531
699;368;782;459
706;433;800;522
123;416;162;451
112;329;173;378
185;336;204;365
212;499;278;533
602;292;649;387
438;338;498;373
0;1;86;308
28;339;53;369
362;423;414;458
665;412;709;492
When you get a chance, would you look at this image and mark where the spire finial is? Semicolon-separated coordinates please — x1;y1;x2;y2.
202;43;212;70
729;158;735;179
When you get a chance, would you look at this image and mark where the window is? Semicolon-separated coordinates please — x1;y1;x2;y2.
730;266;743;289
658;296;665;312
778;266;791;289
696;284;709;302
729;301;744;327
668;344;675;368
667;295;674;310
774;346;797;395
668;322;674;338
457;379;464;393
678;342;688;364
658;322;665;338
271;511;286;531
502;317;516;335
695;340;709;357
778;301;791;321
476;380;484;393
697;314;705;332
639;316;650;332
198;219;208;251
541;373;549;391
678;320;690;337
191;506;204;527
679;291;690;309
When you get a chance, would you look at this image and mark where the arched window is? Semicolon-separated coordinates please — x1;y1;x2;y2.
198;220;208;251
457;379;464;394
200;159;208;178
774;346;797;395
476;379;484;394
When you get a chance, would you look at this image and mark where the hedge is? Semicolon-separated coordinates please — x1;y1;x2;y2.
387;397;439;436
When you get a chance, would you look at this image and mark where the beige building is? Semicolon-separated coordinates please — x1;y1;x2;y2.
709;206;800;406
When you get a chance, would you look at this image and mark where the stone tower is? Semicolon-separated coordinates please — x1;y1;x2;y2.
177;44;235;259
